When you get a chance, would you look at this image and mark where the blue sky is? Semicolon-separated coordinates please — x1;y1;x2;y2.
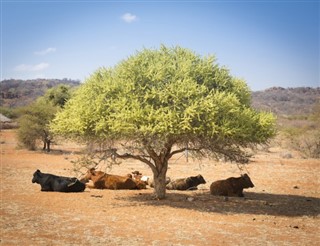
1;0;319;91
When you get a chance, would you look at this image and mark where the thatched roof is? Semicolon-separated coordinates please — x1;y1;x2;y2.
0;114;12;123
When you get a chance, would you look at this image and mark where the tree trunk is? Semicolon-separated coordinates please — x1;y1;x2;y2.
46;140;51;152
42;130;51;152
43;141;47;151
152;161;168;199
42;139;51;152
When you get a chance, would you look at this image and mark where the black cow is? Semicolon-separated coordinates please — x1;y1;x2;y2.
32;169;85;192
166;174;206;190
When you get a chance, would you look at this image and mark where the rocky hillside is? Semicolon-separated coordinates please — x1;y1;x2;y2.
0;79;80;108
1;79;319;117
251;87;319;116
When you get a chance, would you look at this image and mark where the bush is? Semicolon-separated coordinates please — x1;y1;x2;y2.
17;100;57;151
281;101;320;158
286;130;320;158
17;115;39;150
16;84;73;151
0;106;22;119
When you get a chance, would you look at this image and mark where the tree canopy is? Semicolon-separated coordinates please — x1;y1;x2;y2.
17;84;73;151
51;45;276;198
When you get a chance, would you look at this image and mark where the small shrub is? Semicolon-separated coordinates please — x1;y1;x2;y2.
290;130;320;158
17;115;39;150
282;126;320;159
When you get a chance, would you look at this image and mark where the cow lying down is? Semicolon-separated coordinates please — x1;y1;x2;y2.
166;174;206;190
127;171;149;189
210;174;254;197
32;169;85;192
128;171;171;188
80;168;146;190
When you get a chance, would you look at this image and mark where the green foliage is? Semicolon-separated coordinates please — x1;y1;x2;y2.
52;45;276;198
17;100;57;150
17;85;72;150
43;84;72;107
0;107;18;119
52;46;275;153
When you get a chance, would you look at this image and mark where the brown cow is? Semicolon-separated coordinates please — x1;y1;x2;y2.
129;171;172;188
210;174;254;197
80;168;144;190
127;171;148;189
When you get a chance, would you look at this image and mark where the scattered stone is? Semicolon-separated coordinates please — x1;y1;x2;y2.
281;152;293;159
91;195;103;198
293;186;299;189
187;197;195;202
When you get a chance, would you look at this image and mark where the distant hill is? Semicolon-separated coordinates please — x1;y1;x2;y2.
251;87;320;116
0;79;81;108
1;79;319;117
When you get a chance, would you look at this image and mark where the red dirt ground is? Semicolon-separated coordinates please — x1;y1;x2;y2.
1;129;319;245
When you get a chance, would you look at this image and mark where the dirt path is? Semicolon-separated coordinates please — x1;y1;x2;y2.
1;130;319;245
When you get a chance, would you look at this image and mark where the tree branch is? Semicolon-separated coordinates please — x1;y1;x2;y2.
115;152;157;174
168;147;201;159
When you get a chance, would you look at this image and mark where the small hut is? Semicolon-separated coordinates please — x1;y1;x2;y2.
0;114;16;129
0;114;11;123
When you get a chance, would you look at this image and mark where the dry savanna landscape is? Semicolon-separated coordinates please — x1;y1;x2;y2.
1;129;319;245
1;1;319;245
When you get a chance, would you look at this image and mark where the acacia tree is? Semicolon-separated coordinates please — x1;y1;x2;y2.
17;84;72;151
51;46;275;199
18;100;57;151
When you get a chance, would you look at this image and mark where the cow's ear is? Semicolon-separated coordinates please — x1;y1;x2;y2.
36;169;40;173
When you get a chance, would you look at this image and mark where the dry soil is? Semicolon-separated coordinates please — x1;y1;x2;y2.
1;130;319;245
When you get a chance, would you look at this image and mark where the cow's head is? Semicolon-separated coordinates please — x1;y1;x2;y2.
241;174;254;188
187;174;206;186
80;168;96;183
196;174;206;184
32;169;41;183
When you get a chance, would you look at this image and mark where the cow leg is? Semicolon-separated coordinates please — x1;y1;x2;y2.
40;185;52;191
238;190;244;197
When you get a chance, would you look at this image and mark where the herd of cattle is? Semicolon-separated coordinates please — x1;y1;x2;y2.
32;168;254;197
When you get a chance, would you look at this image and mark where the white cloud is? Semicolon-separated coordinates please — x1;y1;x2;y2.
34;47;56;55
121;13;137;23
14;63;49;72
